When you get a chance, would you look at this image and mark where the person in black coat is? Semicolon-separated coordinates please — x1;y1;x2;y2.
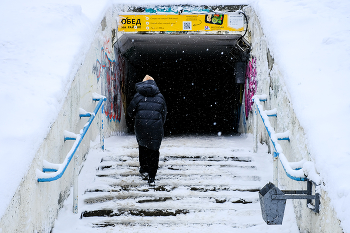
127;75;167;185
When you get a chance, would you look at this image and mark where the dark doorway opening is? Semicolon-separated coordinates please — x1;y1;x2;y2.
116;34;248;136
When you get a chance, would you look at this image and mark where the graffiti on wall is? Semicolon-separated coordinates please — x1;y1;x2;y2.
244;57;257;118
92;41;125;122
103;38;112;55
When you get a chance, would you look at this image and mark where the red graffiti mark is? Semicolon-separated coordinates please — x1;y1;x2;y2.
103;38;111;55
93;47;124;122
245;57;257;118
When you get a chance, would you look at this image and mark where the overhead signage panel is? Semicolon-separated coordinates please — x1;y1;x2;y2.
118;14;244;32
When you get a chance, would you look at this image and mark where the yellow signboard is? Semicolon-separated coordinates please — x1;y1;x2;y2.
118;14;244;32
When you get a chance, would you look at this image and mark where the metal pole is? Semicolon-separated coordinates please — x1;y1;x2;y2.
99;100;101;147
307;180;312;205
101;101;105;151
253;103;258;153
273;149;279;186
73;154;79;214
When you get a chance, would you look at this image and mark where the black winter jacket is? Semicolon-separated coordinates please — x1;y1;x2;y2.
127;80;167;151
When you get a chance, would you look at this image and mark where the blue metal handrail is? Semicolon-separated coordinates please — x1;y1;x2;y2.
36;96;106;182
253;95;320;184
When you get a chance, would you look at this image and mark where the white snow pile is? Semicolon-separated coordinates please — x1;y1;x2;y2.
0;0;112;218
1;0;350;231
250;0;350;231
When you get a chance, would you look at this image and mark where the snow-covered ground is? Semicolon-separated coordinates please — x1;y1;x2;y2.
1;0;350;231
52;135;299;233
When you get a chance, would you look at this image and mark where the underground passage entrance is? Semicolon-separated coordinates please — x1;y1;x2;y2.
116;34;249;135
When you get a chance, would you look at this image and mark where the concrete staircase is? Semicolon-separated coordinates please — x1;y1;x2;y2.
52;135;299;233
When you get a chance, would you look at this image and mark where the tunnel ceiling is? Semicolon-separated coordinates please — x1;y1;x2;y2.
117;34;242;65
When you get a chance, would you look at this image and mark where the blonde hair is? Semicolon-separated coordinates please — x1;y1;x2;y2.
143;75;154;82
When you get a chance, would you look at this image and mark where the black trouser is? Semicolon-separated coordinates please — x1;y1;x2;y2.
139;145;160;179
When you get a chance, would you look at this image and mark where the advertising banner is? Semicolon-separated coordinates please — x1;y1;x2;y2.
118;14;244;32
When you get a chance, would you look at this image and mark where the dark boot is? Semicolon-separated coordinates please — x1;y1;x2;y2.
148;177;155;186
139;167;149;180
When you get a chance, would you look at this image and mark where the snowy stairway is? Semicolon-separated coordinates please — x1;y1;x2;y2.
52;135;299;233
80;135;271;230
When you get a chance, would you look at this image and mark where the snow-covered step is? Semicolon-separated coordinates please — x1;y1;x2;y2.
98;161;258;169
52;135;299;233
99;162;257;169
95;173;261;181
81;206;267;228
87;177;264;190
96;163;258;173
83;191;258;204
85;185;262;193
100;156;253;163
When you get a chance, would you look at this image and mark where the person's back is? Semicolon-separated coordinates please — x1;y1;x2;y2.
127;75;167;185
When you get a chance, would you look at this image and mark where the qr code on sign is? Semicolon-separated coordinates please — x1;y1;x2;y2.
183;21;192;30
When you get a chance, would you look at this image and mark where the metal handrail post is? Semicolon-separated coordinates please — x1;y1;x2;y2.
273;149;279;186
73;154;79;213
101;101;105;151
253;103;258;153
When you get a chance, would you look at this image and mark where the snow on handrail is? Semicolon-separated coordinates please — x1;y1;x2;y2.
92;92;106;101
64;130;79;141
253;95;321;184
255;94;267;102
276;131;290;141
79;108;95;118
264;108;277;117
36;95;106;182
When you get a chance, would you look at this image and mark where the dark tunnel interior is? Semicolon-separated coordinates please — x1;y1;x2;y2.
116;34;249;136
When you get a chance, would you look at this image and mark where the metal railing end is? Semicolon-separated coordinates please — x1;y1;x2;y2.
276;131;290;141
92;93;107;102
277;137;290;141
64;137;77;142
264;108;277;117
42;168;58;173
79;113;92;118
254;94;268;102
63;130;78;142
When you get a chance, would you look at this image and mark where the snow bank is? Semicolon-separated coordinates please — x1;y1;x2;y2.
250;1;350;231
0;0;112;218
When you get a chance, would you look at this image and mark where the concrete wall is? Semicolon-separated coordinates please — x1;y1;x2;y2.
0;6;126;233
244;6;343;233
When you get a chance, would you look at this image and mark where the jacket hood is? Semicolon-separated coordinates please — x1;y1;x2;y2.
135;80;160;97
